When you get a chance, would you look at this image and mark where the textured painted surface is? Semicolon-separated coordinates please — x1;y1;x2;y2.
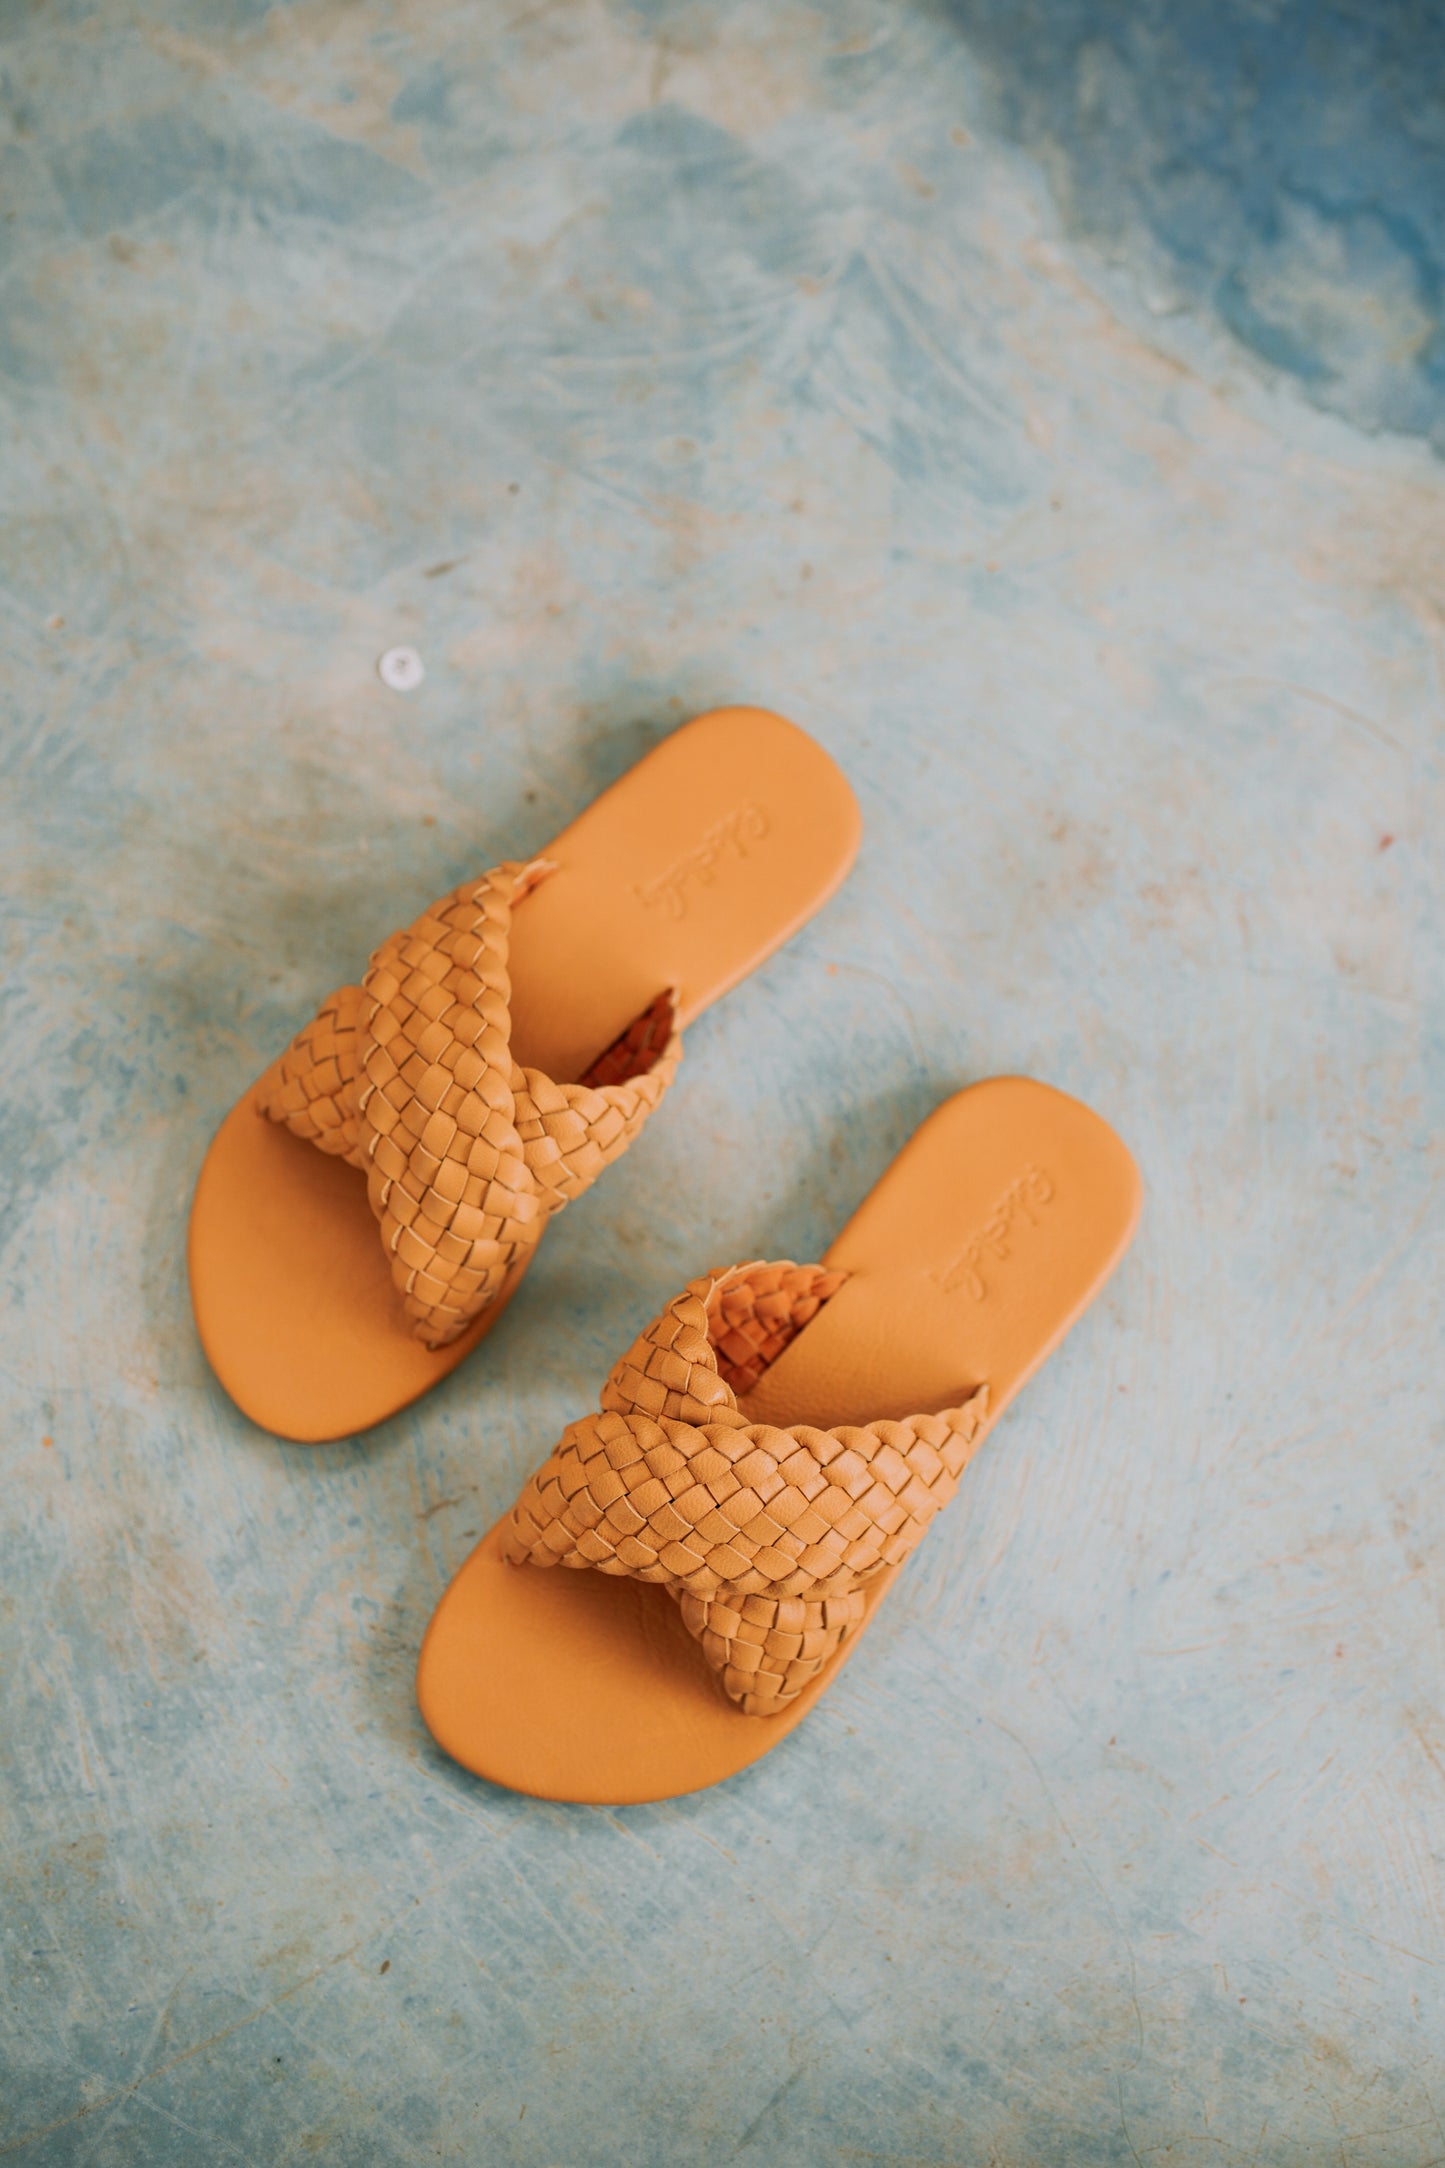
954;0;1445;452
2;2;1442;2162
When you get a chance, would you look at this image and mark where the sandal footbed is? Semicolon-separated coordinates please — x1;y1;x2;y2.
417;1076;1141;1802
189;708;860;1441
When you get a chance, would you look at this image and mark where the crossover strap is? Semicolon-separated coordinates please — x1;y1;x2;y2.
504;1264;990;1713
258;861;681;1346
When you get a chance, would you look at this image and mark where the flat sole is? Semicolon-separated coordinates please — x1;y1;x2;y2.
189;708;861;1441
417;1077;1141;1801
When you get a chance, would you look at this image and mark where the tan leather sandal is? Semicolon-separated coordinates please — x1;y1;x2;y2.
188;708;859;1441
417;1076;1140;1802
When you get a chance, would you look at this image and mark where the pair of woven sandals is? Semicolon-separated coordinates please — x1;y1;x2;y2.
190;708;1140;1803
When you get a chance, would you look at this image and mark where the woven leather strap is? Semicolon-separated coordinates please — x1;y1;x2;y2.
257;860;682;1347
503;1263;990;1714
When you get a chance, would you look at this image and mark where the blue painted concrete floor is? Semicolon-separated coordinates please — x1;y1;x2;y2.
3;3;1442;2162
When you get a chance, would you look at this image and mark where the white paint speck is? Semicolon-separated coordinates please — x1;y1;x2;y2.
378;645;425;691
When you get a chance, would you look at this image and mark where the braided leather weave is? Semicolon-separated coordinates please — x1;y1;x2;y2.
257;860;682;1347
503;1263;990;1714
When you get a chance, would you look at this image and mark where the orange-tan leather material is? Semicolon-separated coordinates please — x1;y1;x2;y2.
417;1081;1140;1800
191;708;860;1440
257;860;681;1347
503;1263;990;1714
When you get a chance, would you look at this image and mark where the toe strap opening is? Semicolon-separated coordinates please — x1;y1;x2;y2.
705;1262;848;1399
579;989;680;1088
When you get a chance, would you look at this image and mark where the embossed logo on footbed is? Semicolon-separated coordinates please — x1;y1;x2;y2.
632;800;771;920
935;1165;1055;1301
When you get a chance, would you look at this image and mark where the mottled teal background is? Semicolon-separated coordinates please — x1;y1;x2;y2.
2;3;1442;2163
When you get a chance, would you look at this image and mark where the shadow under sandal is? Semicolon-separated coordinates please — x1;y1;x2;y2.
416;1075;1142;1803
188;707;860;1442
